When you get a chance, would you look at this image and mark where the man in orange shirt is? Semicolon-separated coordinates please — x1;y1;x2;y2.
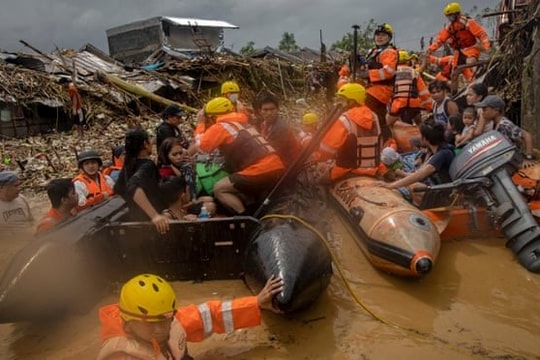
188;97;285;215
59;77;85;138
428;2;490;82
35;178;78;235
316;83;383;182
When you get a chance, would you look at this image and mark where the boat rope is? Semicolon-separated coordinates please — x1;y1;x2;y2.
261;213;393;324
261;213;489;359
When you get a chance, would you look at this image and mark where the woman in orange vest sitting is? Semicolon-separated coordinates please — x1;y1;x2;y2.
73;150;115;211
316;83;384;182
97;273;283;360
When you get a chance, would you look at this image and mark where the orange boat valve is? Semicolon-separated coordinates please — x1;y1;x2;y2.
410;251;433;275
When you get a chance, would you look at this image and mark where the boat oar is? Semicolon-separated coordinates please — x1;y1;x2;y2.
253;103;345;218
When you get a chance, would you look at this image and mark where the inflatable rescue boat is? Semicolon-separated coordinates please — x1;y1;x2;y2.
329;176;441;277
0;181;332;323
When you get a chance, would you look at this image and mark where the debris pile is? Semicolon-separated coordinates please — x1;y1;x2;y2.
0;50;321;192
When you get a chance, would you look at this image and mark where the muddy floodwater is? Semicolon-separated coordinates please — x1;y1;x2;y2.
0;196;539;359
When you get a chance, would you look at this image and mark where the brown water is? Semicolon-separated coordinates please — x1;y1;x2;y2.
0;199;539;359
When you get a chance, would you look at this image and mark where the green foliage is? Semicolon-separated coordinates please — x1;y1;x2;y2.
240;41;256;56
278;32;300;52
330;19;377;54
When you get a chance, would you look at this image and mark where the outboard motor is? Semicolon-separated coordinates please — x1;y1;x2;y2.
449;130;540;272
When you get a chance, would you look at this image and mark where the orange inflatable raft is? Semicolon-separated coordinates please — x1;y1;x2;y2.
329;176;441;277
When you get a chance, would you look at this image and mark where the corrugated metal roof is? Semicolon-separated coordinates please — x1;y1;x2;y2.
72;51;125;76
162;17;238;29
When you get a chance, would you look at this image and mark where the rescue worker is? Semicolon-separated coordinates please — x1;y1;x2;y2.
156;104;189;154
336;64;351;89
220;80;247;114
358;23;399;144
409;53;421;72
195;81;248;138
427;54;454;85
316;83;383;182
188;97;285;215
73;150;114;210
97;273;283;360
35;178;78;234
256;93;302;167
428;2;491;83
298;112;320;148
59;77;86;138
103;145;125;182
386;50;433;127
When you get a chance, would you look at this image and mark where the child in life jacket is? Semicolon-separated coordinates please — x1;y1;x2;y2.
72;150;115;210
97;273;283;360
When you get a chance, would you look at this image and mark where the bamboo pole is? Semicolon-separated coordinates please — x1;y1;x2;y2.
95;71;198;113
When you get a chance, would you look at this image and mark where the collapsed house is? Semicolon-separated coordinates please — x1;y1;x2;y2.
106;16;239;64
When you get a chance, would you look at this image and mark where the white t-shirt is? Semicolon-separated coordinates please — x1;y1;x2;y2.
0;195;34;236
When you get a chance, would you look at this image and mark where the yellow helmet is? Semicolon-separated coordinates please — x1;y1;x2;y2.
336;83;366;105
444;2;462;15
398;50;411;63
302;112;319;126
374;23;393;38
221;81;240;95
205;97;234;116
119;274;176;322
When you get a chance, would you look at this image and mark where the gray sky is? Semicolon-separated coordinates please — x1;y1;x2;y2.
0;0;499;55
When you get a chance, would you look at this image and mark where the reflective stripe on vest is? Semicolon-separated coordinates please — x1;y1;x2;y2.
393;66;417;99
336;113;381;168
221;300;234;333
197;303;213;338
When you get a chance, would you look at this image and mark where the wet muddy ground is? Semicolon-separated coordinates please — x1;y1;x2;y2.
0;196;539;359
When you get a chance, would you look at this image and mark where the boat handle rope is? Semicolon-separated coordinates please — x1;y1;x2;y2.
261;213;492;359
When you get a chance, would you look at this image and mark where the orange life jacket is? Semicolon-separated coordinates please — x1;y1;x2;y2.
98;298;261;360
218;119;275;173
335;107;382;169
97;304;188;360
72;172;114;209
365;45;399;104
392;65;432;111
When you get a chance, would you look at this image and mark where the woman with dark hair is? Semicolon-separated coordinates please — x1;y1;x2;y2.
158;137;216;217
466;83;492;137
114;128;169;234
